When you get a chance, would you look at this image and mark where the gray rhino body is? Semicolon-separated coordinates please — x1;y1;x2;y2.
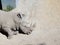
0;10;34;39
0;10;21;39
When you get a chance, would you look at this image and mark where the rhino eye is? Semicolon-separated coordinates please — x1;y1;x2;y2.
17;13;22;18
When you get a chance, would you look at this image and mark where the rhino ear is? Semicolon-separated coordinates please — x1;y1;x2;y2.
17;13;22;18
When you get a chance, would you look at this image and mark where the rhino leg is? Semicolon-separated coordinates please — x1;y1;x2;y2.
3;27;14;39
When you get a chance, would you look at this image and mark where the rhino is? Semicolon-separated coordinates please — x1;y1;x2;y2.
0;10;35;39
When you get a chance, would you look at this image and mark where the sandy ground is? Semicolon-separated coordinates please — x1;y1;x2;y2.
0;0;60;45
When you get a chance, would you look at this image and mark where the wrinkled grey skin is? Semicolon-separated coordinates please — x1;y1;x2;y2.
0;10;35;39
0;10;22;39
